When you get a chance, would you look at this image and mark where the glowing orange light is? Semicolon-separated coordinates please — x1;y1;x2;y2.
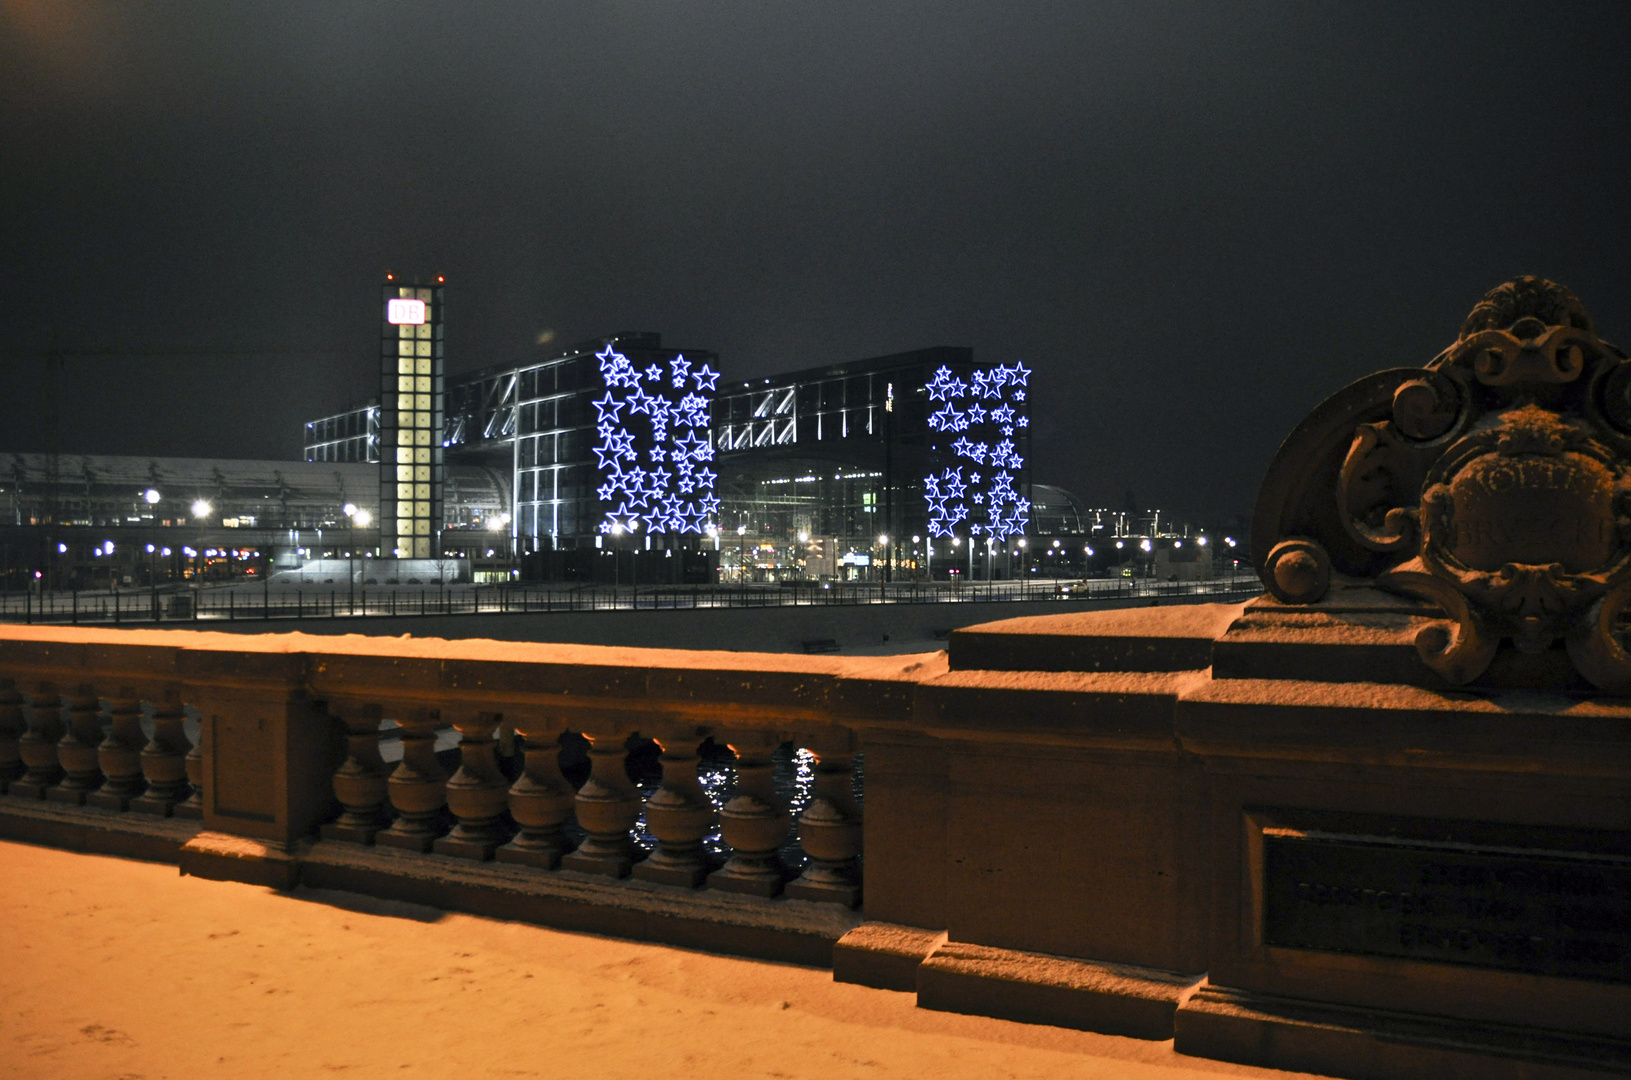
386;273;394;280
436;275;444;283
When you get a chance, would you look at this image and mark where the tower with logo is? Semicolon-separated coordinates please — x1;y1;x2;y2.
379;276;445;559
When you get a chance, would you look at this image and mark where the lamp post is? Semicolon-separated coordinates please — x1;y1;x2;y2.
144;488;161;620
191;499;211;613
344;504;371;614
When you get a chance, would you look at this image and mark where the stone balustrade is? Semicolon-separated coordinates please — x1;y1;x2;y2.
0;628;905;925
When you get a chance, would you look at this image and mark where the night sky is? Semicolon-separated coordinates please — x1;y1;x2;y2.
4;2;1630;522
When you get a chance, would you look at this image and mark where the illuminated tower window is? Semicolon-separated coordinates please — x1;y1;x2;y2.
379;281;444;559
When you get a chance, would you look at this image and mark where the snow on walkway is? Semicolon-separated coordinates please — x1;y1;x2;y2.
0;840;1316;1080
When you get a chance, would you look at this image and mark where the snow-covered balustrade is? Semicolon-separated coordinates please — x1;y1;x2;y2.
0;626;929;948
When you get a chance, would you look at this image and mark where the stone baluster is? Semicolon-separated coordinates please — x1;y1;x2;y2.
376;710;448;852
434;712;513;860
0;679;24;794
560;724;642;877
131;696;193;816
632;728;714;887
87;692;148;810
320;704;390;843
709;731;791;897
175;708;204;819
785;744;863;906
47;687;105;805
12;687;65;798
497;720;576;869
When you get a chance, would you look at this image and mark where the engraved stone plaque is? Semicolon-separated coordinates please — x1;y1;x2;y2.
1262;826;1631;983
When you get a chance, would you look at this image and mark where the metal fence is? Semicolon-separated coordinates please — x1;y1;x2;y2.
0;570;1263;626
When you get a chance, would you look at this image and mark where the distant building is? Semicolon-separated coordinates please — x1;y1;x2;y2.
0;453;503;591
303;328;1045;581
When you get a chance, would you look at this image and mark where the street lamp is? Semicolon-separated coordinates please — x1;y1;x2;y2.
144;488;161;619
191;499;211;600
736;524;748;583
344;504;370;613
611;522;627;591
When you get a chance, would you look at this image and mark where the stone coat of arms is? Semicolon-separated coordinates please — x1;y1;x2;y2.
1253;277;1631;690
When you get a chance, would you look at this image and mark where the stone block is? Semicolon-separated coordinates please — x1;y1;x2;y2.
916;940;1201;1040
832;922;946;991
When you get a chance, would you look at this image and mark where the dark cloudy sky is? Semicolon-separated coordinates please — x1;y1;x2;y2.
4;2;1630;521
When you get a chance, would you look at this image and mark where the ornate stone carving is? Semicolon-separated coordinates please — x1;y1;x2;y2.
1254;277;1631;690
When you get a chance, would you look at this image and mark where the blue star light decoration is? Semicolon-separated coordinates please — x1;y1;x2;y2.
925;363;1031;540
594;345;720;535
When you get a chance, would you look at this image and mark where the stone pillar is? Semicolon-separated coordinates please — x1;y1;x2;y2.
87;692;148;810
46;687;104;805
376;711;449;852
497;722;576;869
320;704;390;843
709;731;791;897
560;725;641;877
433;713;512;860
785;748;863;906
0;679;24;794
632;730;714;887
13;688;66;798
175;712;204;820
130;697;193;816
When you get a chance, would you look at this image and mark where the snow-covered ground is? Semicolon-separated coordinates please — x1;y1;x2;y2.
0;840;1315;1080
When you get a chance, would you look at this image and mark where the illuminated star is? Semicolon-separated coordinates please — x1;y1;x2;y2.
926;366;968;402
692;466;717;488
606;429;637;460
593;445;625;471
940;468;968;501
1007;362;1031;386
644;364;663;382
677;393;711;427
670;355;692;388
1002;424;1014;436
649;446;667;463
951;437;981;461
969;471;982;485
626;387;659;417
692;363;720;392
593;393;625;426
672;431;707;460
596;481;617;502
965;403;988;425
991;404;1015;425
678;476;695;493
1017;415;1029;427
1012;390;1025;402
